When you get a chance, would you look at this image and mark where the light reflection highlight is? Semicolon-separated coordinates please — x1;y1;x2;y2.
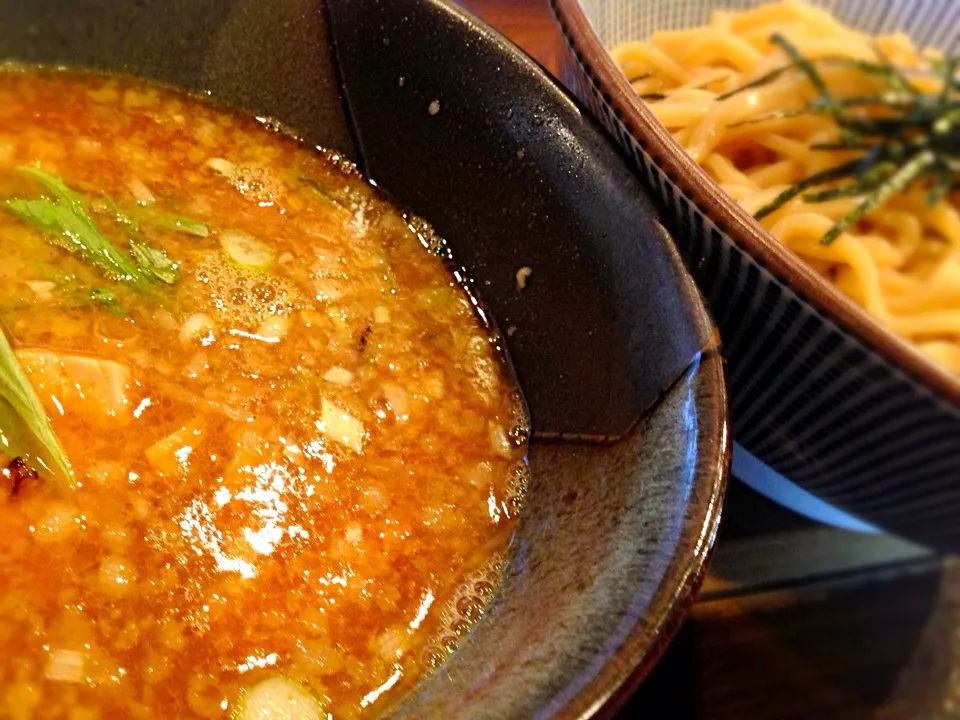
360;665;403;708
409;590;435;631
178;499;257;579
133;397;152;419
236;652;279;674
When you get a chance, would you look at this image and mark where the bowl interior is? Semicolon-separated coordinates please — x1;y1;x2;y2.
0;0;729;716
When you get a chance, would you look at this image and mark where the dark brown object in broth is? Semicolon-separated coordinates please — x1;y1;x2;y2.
3;457;38;496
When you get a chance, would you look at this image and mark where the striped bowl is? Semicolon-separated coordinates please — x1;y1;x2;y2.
551;0;960;551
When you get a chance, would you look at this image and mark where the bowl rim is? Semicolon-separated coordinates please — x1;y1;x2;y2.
568;352;729;719
550;0;960;410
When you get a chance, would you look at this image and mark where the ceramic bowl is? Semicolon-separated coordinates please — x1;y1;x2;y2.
0;0;729;716
552;0;960;551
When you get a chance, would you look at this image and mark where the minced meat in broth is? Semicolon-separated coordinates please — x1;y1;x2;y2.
0;70;527;719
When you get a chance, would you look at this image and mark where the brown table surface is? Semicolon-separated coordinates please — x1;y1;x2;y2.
455;1;960;717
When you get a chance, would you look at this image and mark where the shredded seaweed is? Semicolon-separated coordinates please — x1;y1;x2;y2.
720;35;960;243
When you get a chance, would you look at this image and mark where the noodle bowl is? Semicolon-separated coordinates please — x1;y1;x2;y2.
554;0;960;551
611;0;960;371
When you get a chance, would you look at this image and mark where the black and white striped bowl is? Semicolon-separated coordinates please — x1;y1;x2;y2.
551;0;960;551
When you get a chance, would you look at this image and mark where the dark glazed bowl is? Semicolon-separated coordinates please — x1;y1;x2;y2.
0;0;729;716
553;0;960;551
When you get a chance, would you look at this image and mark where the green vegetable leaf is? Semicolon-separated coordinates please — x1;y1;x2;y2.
100;195;141;234
130;239;181;285
57;287;128;317
145;211;209;238
103;196;208;238
88;288;127;318
100;195;189;281
7;167;152;292
0;328;72;486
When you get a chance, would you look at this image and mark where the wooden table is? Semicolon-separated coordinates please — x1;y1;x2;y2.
457;1;960;717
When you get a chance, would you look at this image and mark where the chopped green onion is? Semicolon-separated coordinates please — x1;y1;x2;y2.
236;677;324;720
220;230;274;270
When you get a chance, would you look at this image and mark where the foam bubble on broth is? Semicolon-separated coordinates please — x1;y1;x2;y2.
192;253;300;330
0;68;529;719
418;560;505;672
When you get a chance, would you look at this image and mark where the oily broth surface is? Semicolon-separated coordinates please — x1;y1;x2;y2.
0;70;527;719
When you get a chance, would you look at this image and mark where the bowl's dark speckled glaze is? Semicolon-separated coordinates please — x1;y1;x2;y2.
0;0;730;716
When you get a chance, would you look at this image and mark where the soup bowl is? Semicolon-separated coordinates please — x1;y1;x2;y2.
552;0;960;551
0;0;728;716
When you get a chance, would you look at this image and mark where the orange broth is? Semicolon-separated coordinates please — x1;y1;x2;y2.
0;70;527;719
